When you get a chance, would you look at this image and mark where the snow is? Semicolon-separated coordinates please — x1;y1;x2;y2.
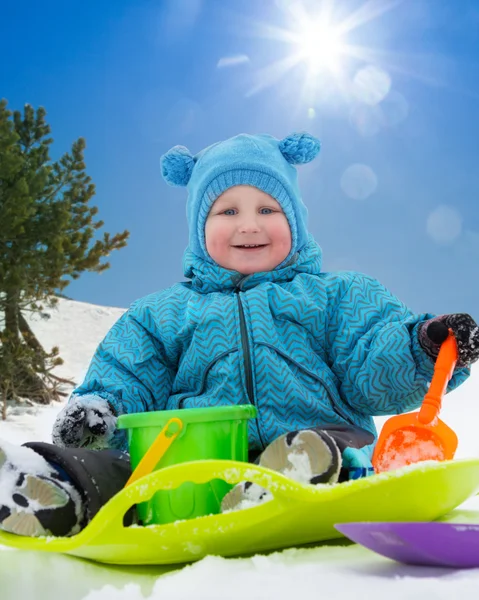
0;440;54;476
374;429;446;472
1;297;479;599
282;431;323;483
81;551;479;600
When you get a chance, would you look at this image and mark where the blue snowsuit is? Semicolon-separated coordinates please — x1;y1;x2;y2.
73;237;469;459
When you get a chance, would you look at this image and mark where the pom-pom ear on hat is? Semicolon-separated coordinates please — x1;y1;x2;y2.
279;132;321;165
161;145;195;187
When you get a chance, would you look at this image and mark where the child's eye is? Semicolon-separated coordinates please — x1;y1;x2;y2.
219;207;277;216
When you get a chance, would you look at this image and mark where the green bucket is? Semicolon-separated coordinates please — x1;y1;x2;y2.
117;405;257;525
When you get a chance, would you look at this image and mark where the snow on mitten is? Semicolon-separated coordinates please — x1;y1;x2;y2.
52;395;117;450
418;313;479;368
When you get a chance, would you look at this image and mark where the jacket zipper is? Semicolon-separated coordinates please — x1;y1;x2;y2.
235;289;266;449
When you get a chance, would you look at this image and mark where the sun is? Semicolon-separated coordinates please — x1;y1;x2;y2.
241;0;401;98
297;21;346;73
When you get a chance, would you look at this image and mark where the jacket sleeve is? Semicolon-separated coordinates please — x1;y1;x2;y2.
72;304;177;421
326;273;469;416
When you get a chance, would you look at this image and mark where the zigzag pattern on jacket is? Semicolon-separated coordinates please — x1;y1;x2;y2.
73;237;469;453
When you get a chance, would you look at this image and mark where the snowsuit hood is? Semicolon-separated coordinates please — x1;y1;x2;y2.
161;132;321;265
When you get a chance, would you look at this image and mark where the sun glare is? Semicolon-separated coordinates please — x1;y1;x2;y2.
242;1;401;100
298;22;345;73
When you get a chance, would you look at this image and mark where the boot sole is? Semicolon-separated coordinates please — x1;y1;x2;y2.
261;429;341;485
1;474;70;536
0;443;72;537
220;429;342;513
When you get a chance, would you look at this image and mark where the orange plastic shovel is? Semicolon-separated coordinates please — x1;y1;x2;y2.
372;330;458;473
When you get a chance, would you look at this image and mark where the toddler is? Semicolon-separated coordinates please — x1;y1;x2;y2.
1;132;478;537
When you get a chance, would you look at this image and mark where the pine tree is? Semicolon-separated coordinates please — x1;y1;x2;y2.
0;99;129;406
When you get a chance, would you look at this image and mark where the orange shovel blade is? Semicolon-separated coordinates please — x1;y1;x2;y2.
372;331;458;473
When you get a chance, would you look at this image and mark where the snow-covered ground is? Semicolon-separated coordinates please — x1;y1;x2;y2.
0;299;124;445
1;297;479;600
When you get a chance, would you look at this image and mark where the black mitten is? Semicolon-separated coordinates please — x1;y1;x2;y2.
52;395;117;450
418;313;479;368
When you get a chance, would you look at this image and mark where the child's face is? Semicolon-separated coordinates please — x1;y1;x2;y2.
205;185;292;274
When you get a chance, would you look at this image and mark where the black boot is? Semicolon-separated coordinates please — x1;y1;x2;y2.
0;442;84;537
221;429;341;512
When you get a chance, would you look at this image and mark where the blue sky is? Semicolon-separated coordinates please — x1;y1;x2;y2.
1;0;478;316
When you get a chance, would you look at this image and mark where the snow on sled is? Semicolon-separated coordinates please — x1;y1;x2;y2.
0;457;479;566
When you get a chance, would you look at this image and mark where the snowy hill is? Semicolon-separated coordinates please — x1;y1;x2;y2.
1;297;479;600
26;297;126;384
0;298;125;445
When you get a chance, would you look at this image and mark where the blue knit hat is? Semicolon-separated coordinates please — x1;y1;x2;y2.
160;132;320;265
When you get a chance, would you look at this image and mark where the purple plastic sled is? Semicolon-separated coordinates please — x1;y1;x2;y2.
335;522;479;568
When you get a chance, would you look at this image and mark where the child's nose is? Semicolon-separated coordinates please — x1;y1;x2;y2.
238;216;261;233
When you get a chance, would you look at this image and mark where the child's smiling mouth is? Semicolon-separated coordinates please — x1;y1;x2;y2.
232;244;269;251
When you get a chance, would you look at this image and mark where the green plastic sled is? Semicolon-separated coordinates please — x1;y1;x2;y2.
1;458;479;566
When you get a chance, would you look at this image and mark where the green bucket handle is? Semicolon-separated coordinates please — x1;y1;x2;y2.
125;417;183;487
